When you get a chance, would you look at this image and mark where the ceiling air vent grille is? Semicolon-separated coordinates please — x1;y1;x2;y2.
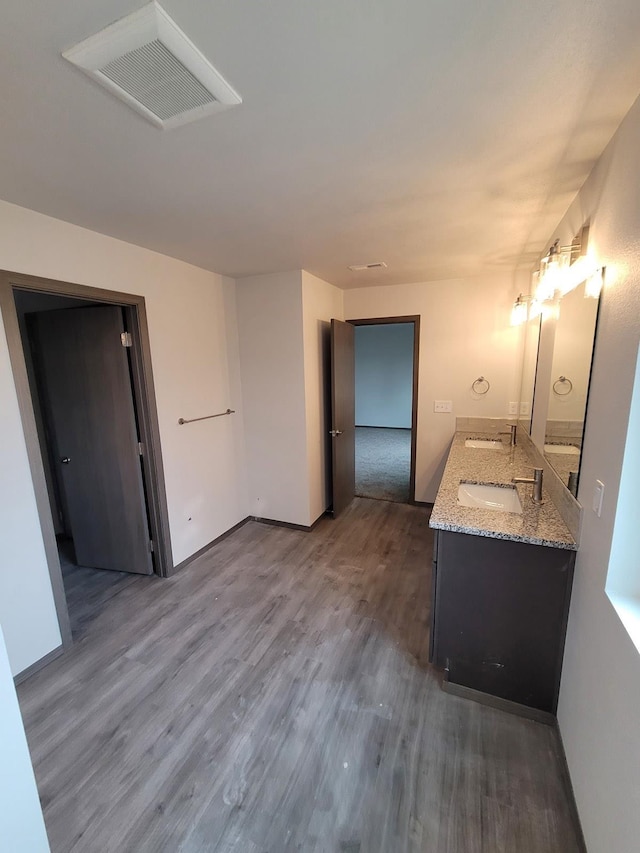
100;39;216;121
348;262;388;272
62;1;241;130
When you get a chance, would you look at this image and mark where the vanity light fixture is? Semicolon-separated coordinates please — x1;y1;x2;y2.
510;293;540;325
529;298;543;318
510;294;529;326
536;240;559;301
536;240;571;302
559;253;598;295
530;270;544;304
585;266;604;299
534;227;599;302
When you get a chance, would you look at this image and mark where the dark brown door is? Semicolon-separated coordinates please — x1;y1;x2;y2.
330;319;355;517
31;306;153;574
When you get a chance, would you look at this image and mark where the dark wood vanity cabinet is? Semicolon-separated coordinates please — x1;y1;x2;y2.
430;529;575;714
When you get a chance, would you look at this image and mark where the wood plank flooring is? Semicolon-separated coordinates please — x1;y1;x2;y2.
58;538;139;641
17;499;583;852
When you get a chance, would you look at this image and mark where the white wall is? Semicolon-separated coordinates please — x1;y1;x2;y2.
301;271;344;523
236;271;311;526
0;626;50;851
0;200;248;675
540;94;640;853
355;324;414;428
236;270;344;527
344;276;521;501
0;330;60;674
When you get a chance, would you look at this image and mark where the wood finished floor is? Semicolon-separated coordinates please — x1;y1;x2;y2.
58;538;139;641
18;499;582;853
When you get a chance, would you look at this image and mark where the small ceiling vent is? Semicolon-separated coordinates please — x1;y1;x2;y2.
348;262;388;272
62;1;241;129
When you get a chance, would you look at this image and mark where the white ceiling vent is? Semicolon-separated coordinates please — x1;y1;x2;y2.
62;1;241;129
348;262;388;271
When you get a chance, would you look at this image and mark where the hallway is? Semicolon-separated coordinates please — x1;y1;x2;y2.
17;500;582;852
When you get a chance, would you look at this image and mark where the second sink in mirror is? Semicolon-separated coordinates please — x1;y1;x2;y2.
544;443;580;456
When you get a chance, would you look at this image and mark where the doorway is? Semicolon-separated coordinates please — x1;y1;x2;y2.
351;317;419;504
329;316;419;517
0;272;172;667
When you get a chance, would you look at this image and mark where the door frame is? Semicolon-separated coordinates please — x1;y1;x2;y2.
347;315;420;504
0;270;174;655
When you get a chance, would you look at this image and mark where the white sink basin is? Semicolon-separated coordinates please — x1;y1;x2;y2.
464;439;503;450
457;482;523;514
545;443;580;456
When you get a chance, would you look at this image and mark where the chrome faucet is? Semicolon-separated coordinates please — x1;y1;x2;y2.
499;423;517;447
512;467;543;503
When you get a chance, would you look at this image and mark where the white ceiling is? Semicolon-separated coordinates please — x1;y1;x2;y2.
1;1;640;288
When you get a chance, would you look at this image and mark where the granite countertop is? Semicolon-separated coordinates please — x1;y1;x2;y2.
429;432;577;550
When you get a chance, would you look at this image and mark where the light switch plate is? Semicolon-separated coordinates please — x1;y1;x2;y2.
593;480;605;517
434;400;453;413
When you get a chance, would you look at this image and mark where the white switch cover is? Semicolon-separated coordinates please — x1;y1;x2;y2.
593;480;605;516
434;400;453;413
520;401;530;415
508;402;518;415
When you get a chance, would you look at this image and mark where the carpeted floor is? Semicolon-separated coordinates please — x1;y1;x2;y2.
355;426;411;502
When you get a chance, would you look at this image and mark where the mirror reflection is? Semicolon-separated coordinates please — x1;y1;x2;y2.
544;280;600;496
518;314;541;435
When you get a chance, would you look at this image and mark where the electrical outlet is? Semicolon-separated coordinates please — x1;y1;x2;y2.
508;402;518;415
434;400;453;413
520;401;530;416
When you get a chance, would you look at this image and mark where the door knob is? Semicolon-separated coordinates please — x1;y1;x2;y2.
329;429;343;437
60;457;71;464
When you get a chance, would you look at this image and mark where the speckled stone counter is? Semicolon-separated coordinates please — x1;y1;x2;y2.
429;432;577;550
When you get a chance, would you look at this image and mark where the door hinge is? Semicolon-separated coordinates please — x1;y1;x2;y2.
149;539;154;553
121;331;133;348
138;442;144;456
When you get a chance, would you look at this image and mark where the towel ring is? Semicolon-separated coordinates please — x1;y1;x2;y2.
553;376;573;396
472;376;490;395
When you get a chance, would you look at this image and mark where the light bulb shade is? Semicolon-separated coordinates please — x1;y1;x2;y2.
560;255;598;295
536;266;557;301
585;267;604;298
537;240;573;301
531;269;541;295
543;254;572;300
510;298;528;326
529;299;543;318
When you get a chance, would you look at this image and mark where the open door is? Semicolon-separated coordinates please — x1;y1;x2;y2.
30;305;153;575
330;319;355;517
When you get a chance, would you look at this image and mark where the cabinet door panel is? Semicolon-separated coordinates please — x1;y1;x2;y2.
429;529;439;664
433;531;574;713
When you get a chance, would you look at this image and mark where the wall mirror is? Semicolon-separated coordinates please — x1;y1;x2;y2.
518;313;541;434
541;279;600;496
